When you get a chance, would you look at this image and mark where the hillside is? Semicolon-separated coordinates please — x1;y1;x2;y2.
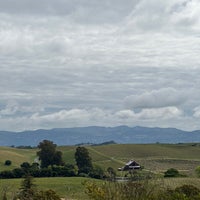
2;143;200;199
0;126;200;146
1;143;200;174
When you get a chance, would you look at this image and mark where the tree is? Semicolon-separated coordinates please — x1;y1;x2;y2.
53;151;64;166
75;146;93;174
21;162;31;174
107;167;116;180
37;140;63;168
17;175;60;200
89;165;105;179
18;175;36;200
4;160;12;166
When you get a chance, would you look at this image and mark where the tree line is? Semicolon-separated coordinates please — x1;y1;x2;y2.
0;140;114;179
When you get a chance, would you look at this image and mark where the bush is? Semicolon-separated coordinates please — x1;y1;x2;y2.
34;189;60;200
107;167;116;177
89;165;105;179
84;180;158;200
17;175;60;200
164;168;183;178
52;164;77;177
175;185;200;198
4;160;12;166
39;168;53;177
195;166;200;177
13;168;25;178
79;173;89;177
0;170;14;178
84;180;200;200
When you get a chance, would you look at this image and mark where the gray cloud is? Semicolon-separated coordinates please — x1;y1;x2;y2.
124;88;187;109
0;0;139;24
0;0;200;131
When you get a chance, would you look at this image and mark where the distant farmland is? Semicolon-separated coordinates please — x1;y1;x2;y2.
1;143;200;199
1;143;200;174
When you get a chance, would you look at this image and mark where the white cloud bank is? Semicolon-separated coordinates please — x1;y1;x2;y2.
0;107;184;131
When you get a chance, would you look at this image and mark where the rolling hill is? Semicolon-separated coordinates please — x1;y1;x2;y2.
1;143;200;174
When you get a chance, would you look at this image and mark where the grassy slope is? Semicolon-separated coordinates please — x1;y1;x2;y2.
0;177;97;199
1;144;200;199
1;143;200;173
81;144;200;174
0;147;37;171
87;144;200;174
1;177;200;199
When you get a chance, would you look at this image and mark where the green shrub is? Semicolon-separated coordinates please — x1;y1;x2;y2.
175;185;200;198
164;168;183;178
195;166;200;177
4;160;12;166
84;180;159;200
84;180;200;200
0;170;14;178
16;175;61;200
89;165;105;179
34;189;60;200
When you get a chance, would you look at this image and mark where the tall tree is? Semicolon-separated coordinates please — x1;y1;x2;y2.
75;146;93;174
37;140;63;168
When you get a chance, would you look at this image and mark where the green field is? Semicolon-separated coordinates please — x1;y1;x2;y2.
0;147;37;171
0;177;99;199
1;143;200;199
60;143;200;175
1;177;200;199
1;143;200;175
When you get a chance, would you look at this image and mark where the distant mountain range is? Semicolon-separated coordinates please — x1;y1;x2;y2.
0;126;200;146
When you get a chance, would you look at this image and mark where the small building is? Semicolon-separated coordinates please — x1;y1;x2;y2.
118;160;141;171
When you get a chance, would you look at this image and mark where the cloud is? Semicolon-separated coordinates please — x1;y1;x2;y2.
0;107;183;131
0;0;139;24
0;0;200;131
124;88;187;109
0;102;18;116
170;0;200;30
193;106;200;118
135;107;183;119
115;110;136;119
116;107;182;120
121;0;200;33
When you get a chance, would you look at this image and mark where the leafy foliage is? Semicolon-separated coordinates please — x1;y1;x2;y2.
175;185;200;198
89;165;105;179
34;189;60;200
84;180;157;200
4;160;11;166
75;146;93;174
106;167;116;181
84;181;200;200
164;168;184;178
18;175;36;200
16;175;60;200
195;166;200;177
37;140;63;168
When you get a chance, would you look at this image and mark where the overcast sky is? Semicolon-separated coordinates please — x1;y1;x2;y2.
0;0;200;131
